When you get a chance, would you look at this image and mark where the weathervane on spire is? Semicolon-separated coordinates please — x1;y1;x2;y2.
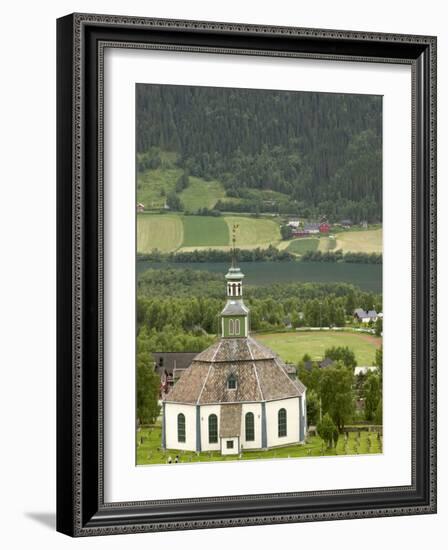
231;224;239;267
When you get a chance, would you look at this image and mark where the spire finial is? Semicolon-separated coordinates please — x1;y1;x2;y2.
231;224;239;267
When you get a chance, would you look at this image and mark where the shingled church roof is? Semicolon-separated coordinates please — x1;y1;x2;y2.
219;404;242;437
164;337;305;405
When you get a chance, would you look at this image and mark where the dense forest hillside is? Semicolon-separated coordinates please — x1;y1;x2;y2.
136;85;382;222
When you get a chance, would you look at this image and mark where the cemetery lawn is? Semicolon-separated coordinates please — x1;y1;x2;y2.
136;425;382;465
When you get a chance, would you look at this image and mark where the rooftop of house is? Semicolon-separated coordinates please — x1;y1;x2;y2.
153;352;199;375
354;308;378;318
304;357;335;370
304;223;320;230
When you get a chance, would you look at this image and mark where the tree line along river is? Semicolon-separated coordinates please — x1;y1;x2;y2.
137;261;382;294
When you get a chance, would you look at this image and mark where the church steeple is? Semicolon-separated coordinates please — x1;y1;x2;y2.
220;225;249;338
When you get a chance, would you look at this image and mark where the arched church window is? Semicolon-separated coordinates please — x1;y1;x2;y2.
234;319;241;335
228;319;234;335
227;374;237;390
177;413;186;443
245;412;255;441
208;414;218;444
278;408;287;437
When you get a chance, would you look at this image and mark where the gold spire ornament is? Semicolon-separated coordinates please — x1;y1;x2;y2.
231;223;239;266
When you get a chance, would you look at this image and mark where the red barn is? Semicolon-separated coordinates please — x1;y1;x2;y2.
319;222;330;233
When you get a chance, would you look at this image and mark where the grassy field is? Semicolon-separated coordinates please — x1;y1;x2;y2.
182;216;230;247
137;214;183;253
137;166;226;212
138;213;283;252
224;216;281;247
255;330;381;366
335;228;382;254
287;238;319;255
136;425;382;465
180;177;226;211
137;167;182;210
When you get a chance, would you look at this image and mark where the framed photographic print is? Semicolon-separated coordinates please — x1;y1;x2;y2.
56;13;437;536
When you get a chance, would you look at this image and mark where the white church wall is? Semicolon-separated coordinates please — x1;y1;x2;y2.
266;397;301;448
221;437;240;455
164;403;197;452
199;404;221;452
302;391;307;435
240;403;262;450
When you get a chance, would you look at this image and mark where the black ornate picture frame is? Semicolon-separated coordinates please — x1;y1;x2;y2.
56;13;437;536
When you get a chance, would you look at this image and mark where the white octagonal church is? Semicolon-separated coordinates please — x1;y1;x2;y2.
162;262;307;455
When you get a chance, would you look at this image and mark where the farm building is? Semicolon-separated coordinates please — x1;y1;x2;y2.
303;223;320;234
137;202;145;213
153;352;198;397
341;219;353;228
287;219;301;229
304;357;335;371
353;308;380;323
162;263;307;455
319;222;330;233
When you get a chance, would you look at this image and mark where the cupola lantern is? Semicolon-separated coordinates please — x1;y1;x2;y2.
220;225;249;338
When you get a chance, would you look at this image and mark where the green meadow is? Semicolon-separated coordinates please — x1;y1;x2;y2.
137;213;283;253
137;214;183;253
255;330;381;366
182;216;229;247
224;216;281;248
287;238;319;255
335;228;382;254
180;177;226;212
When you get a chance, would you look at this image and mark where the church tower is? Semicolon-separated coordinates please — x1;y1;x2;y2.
220;224;249;338
221;265;249;338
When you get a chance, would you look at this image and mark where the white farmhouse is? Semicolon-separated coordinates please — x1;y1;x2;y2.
354;308;379;324
162;263;307;455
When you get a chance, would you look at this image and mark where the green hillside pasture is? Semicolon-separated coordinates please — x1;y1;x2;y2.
224;216;281;248
137;166;226;212
137;214;183;253
137;167;182;209
180;177;226;212
335;229;382;254
255;330;382;366
287;238;319;255
182;216;229;247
